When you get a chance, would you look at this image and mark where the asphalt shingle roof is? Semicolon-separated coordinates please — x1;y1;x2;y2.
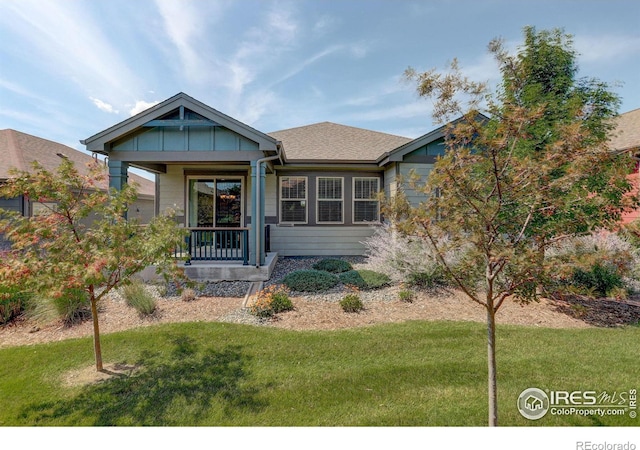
269;122;412;163
610;108;640;152
0;129;154;197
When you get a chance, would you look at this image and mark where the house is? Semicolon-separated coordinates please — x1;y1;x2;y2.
609;108;640;224
0;129;155;223
81;92;453;280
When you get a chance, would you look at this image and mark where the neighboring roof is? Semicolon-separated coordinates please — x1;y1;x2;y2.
82;92;279;154
269;122;412;163
0;129;154;197
609;108;640;152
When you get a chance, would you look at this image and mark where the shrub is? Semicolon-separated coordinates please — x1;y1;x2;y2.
571;262;624;298
181;288;197;302
122;280;156;316
338;269;390;290
362;223;457;286
398;290;414;303
545;232;638;298
340;293;364;313
406;269;448;289
312;258;353;273
283;270;339;292
0;287;31;325
249;285;293;318
270;287;294;314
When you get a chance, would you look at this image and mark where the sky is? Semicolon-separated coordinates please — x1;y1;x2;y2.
1;0;639;161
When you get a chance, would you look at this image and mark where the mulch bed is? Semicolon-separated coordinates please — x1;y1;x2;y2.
550;295;640;327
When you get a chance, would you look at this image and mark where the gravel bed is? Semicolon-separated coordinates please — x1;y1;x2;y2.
265;256;396;302
140;256;374;302
163;280;252;298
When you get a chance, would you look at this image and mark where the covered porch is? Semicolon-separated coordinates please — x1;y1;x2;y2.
81;93;281;281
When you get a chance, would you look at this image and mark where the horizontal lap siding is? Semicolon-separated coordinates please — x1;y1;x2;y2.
270;226;376;256
158;166;185;213
399;163;432;207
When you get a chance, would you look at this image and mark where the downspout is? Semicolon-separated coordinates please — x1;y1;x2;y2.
255;145;282;268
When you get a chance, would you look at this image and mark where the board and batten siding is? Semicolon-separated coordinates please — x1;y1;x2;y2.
270;225;377;256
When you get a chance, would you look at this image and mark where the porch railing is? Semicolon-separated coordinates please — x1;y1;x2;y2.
176;227;249;265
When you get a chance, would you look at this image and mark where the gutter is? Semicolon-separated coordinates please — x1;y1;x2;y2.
254;145;282;268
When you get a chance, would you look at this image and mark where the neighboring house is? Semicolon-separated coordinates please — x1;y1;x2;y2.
81;92;452;279
609;108;640;224
0;129;155;223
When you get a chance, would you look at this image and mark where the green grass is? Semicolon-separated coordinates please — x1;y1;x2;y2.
0;321;638;426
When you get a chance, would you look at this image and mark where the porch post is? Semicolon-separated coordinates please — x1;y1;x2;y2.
108;160;128;191
108;160;129;218
250;160;266;266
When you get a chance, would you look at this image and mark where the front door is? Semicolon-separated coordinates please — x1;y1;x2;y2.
188;178;242;228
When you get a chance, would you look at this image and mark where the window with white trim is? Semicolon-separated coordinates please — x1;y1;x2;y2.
317;177;343;223
353;177;380;223
280;176;307;223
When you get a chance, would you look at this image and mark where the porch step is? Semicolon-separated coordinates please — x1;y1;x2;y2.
243;281;264;308
139;252;278;282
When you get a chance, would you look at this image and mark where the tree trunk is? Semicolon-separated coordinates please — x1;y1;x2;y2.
487;305;498;426
90;295;103;372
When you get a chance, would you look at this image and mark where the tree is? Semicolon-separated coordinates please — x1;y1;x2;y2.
0;158;188;371
389;27;636;426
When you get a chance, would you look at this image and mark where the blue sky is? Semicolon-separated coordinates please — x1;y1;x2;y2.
1;0;639;155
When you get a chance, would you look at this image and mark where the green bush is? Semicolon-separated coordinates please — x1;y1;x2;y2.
571;262;624;298
0;287;31;325
340;293;364;313
270;288;294;314
406;268;447;289
338;270;390;290
312;258;353;273
283;270;339;292
249;285;293;318
122;280;156;316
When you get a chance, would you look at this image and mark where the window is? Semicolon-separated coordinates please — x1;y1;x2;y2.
317;177;343;223
353;177;380;223
280;176;307;223
187;178;242;228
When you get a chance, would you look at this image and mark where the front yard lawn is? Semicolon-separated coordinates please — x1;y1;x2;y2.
0;320;638;426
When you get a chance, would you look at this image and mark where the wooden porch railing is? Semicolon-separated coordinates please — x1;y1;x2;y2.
176;227;249;265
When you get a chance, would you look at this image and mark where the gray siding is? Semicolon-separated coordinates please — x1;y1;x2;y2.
270;225;376;256
398;163;432;206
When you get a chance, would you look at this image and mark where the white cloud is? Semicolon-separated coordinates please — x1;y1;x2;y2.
272;45;343;87
129;100;161;116
575;34;640;63
154;0;213;84
90;97;119;114
313;15;339;36
0;0;141;108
